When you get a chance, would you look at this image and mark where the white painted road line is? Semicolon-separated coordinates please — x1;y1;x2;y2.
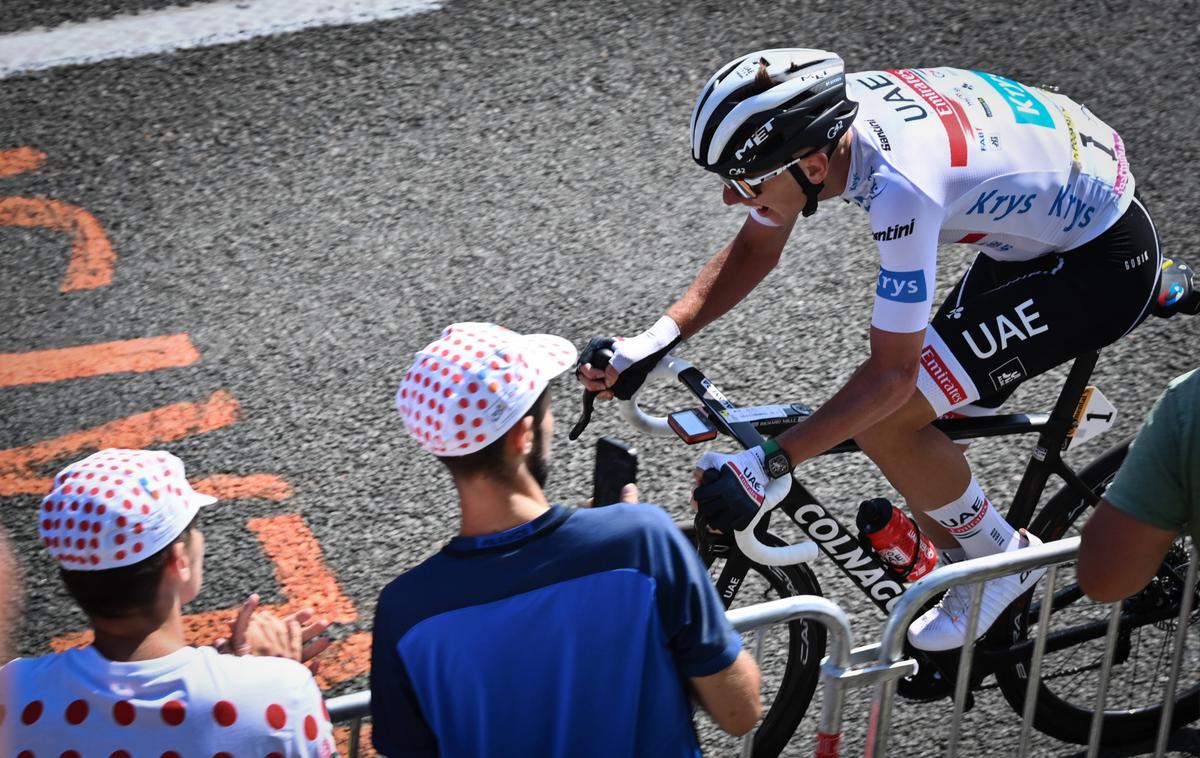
0;0;442;79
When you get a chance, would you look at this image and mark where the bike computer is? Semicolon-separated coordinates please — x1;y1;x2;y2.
668;408;718;443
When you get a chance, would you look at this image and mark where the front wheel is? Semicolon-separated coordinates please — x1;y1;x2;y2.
682;524;826;758
995;438;1200;745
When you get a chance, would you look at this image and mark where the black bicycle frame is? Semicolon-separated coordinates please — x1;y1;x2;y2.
679;350;1105;616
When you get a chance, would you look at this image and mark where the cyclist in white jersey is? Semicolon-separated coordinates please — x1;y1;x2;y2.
577;49;1161;650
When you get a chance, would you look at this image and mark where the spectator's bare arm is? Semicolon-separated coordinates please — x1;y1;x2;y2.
0;526;19;663
1079;499;1178;602
689;649;762;736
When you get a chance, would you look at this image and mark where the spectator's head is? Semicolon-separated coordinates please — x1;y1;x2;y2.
38;449;220;620
395;323;577;487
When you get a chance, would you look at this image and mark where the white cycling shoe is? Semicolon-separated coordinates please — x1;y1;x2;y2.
907;531;1046;652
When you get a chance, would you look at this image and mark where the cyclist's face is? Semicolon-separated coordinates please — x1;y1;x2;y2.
721;163;810;225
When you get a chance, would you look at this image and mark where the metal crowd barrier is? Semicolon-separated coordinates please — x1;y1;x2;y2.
325;536;1199;757
323;596;860;758
866;535;1198;758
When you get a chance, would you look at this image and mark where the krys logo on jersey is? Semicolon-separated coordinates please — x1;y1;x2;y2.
966;183;1099;232
876;264;926;303
973;72;1055;129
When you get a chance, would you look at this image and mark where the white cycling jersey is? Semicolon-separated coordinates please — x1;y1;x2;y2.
753;67;1135;334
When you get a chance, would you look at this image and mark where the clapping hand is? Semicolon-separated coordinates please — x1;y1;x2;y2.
215;594;332;673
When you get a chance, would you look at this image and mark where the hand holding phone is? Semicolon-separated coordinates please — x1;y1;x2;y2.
592;437;638;507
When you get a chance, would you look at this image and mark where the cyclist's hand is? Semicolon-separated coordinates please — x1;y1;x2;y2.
576;336;616;400
692;449;770;532
575;317;682;401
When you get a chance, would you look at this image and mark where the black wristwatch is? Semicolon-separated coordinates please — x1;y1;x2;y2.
760;439;793;479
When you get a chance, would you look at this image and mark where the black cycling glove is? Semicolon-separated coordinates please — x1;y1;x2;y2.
693;467;761;532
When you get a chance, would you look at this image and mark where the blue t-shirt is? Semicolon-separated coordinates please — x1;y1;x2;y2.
370;503;742;758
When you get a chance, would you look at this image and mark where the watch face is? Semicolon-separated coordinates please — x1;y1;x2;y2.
767;454;790;478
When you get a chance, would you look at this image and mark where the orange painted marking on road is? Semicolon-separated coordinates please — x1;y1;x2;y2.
0;390;239;497
0;196;117;291
334;722;376;757
0;147;47;177
312;631;370;691
6;473;293;502
51;513;366;695
42;509;367;718
0;333;201;387
193;473;294;501
247;514;358;625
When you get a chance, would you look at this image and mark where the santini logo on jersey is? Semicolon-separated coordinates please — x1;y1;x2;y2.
974;72;1054;129
872;218;914;242
876;267;926;303
866;119;891;151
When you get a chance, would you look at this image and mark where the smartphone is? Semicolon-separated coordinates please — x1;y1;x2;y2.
592;437;638;507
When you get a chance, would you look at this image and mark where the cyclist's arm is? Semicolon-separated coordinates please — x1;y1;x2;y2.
774;326;925;462
689;649;762;736
774;177;941;462
1079;499;1178;602
666;214;796;339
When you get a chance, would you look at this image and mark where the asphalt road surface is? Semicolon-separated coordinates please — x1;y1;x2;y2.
2;1;1199;755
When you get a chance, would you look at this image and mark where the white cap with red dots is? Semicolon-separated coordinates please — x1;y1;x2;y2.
396;322;578;456
38;449;219;570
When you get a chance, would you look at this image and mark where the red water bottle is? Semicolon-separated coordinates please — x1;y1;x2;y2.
856;498;938;581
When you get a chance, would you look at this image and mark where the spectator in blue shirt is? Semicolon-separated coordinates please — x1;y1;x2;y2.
372;322;762;757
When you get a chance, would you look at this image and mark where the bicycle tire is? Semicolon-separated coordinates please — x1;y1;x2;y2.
994;436;1200;745
681;524;826;758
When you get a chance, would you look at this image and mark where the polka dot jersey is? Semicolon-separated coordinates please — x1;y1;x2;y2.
0;645;334;757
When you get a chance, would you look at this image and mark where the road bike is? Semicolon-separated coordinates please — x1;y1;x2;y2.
571;262;1200;756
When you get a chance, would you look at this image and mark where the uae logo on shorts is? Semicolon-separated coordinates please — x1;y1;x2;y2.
989;356;1027;391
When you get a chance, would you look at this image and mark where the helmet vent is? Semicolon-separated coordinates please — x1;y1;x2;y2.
784;58;829;75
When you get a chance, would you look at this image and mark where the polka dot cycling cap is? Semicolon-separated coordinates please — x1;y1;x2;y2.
38;449;219;571
396;322;578;456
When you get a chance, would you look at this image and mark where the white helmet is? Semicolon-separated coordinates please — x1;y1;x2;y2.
691;48;858;180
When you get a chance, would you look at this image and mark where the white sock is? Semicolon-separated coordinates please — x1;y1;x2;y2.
927;477;1016;558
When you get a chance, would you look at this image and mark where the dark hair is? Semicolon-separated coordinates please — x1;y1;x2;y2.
754;57;773;89
437;389;551;481
59;516;197;619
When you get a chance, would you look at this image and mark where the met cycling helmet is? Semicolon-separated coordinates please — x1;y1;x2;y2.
691;48;858;216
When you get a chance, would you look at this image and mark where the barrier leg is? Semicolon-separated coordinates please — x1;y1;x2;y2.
866;677;899;757
740;627;766;758
1152;544;1198;758
1018;563;1059;756
1086;601;1124;756
348;716;361;757
946;582;985;757
815;664;844;758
